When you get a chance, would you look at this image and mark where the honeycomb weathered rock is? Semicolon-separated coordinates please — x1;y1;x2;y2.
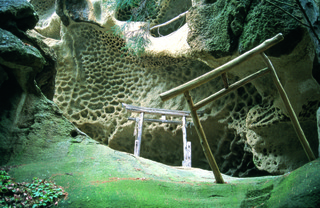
30;0;320;176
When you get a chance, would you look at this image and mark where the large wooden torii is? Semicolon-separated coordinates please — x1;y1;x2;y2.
160;33;316;184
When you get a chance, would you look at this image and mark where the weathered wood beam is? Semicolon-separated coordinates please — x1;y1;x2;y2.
150;11;189;31
260;53;316;161
184;91;224;184
182;116;191;167
122;103;204;117
160;33;284;102
193;67;270;111
221;73;229;89
128;117;183;125
134;112;144;156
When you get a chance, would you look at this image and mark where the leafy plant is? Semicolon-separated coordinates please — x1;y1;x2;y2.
110;23;151;57
104;0;161;56
0;169;67;207
104;0;159;22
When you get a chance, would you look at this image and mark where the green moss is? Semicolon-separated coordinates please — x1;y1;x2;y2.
187;0;252;58
188;0;305;57
3;91;319;207
267;160;320;208
239;0;303;55
7;140;282;207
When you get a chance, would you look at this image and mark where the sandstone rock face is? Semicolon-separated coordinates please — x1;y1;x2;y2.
30;0;320;176
0;0;57;164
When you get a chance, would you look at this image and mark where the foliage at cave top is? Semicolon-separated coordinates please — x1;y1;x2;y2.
104;0;161;57
113;0;159;22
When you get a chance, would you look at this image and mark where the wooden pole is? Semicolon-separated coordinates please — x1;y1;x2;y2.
221;73;229;89
182;116;190;167
160;33;284;102
193;67;270;111
150;11;189;31
184;91;224;183
260;53;316;161
134;112;144;156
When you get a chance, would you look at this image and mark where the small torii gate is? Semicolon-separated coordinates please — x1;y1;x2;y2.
160;33;316;184
122;103;204;167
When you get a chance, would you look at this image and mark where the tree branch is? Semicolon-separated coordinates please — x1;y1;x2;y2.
271;0;300;10
150;10;189;31
265;0;310;28
294;0;320;44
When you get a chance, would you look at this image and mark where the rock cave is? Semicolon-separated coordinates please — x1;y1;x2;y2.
0;0;320;207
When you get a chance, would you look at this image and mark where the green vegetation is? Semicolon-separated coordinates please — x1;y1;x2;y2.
104;0;159;22
0;169;66;208
109;23;151;57
104;0;160;56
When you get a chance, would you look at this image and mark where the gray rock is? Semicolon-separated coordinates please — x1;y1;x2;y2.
0;28;46;93
0;0;39;31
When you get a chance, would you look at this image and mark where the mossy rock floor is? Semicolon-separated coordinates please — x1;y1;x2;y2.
6;138;320;207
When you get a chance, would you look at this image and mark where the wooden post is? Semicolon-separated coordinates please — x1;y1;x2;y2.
184;91;224;183
186;141;192;166
134;112;144;156
221;73;229;89
182;116;191;167
260;53;316;161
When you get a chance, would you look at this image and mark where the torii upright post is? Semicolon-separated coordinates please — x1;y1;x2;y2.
184;91;224;183
160;34;287;184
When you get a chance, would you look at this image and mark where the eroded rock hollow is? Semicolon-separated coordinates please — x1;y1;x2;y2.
26;0;320;176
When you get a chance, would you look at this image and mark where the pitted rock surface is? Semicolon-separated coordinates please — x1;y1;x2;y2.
29;0;320;176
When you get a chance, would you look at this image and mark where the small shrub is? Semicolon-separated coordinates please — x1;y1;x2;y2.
0;169;67;207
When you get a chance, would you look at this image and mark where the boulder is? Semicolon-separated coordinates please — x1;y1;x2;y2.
187;0;252;58
0;0;39;31
0;28;45;94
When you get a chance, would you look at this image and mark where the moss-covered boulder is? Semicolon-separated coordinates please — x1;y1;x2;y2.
239;0;305;56
187;0;252;58
187;0;310;57
0;28;45;69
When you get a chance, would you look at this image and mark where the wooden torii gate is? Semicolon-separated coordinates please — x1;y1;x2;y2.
122;103;204;167
160;33;316;184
